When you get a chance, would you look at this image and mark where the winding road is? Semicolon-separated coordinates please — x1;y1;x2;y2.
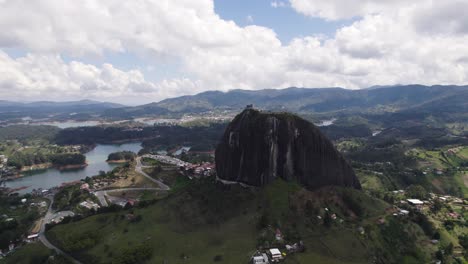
136;156;171;191
36;155;174;263
94;187;163;207
39;197;83;264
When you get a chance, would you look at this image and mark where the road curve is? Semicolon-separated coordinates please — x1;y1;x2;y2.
94;187;163;205
39;197;83;264
135;157;170;191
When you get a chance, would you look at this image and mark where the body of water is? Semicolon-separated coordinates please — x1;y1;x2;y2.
4;142;142;194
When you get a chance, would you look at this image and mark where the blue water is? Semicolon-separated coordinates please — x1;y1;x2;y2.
4;142;142;194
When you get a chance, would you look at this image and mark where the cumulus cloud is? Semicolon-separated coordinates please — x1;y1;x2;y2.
0;0;467;103
288;0;417;20
0;51;203;104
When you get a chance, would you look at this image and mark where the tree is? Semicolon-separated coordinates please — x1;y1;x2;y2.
323;212;332;228
304;200;314;217
431;199;443;213
406;185;428;199
257;212;269;230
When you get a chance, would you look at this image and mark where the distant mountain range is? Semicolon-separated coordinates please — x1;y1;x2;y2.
0;100;123;114
1;85;467;120
104;84;468;118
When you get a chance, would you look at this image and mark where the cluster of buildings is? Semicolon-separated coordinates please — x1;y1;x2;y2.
0;155;7;167
251;227;305;263
143;154;190;167
47;211;75;224
79;200;100;210
252;248;283;263
0;242;17;259
183;162;215;178
0;155;17;179
87;178;115;189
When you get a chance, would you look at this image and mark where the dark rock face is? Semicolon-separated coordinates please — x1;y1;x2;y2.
215;109;361;189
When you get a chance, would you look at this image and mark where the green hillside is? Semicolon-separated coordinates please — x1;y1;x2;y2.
45;178;436;264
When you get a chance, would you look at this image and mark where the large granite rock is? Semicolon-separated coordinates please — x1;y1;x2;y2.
215;109;361;189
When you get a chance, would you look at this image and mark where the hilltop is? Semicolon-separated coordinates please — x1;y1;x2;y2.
216;109;360;189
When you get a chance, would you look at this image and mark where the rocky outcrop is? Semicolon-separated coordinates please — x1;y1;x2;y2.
215;109;361;189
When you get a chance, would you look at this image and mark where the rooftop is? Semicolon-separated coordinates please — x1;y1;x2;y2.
407;199;424;205
269;248;281;255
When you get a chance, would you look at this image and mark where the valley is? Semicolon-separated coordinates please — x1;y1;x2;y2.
0;85;467;264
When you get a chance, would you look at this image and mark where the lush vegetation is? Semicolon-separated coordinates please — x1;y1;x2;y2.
44;178;446;264
53;124;225;154
52;184;98;212
0;193;43;252
7;152;85;169
107;151;136;162
0;125;60;142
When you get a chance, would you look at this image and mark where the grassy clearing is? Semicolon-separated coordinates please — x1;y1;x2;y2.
355;169;388;191
454;171;468;198
109;165;159;189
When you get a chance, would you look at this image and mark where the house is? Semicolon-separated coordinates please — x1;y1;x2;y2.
275;229;283;241
286;241;304;253
79;200;100;210
80;183;90;191
252;254;269;264
407;199;424;206
268;248;283;262
26;233;39;242
399;209;410;216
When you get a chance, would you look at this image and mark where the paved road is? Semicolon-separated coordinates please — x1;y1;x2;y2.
39;197;83;264
141;154;190;167
216;176;254;188
94;187;164;207
136;157;170;190
94;190;109;207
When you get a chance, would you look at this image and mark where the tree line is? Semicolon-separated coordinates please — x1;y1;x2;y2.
7;152;85;169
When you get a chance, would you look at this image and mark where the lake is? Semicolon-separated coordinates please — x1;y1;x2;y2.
4;142;142;194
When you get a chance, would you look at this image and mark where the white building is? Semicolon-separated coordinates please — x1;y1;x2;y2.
407;199;424;206
252;254;269;264
268;248;283;262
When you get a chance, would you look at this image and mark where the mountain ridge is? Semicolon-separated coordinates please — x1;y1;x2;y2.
104;84;468;117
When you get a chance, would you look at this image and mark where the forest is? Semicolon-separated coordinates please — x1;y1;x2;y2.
7;153;86;169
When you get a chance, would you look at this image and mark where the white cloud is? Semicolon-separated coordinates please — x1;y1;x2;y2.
271;1;287;8
0;51;203;104
288;0;417;20
0;0;467;103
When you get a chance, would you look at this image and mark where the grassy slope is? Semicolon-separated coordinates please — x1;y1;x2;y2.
45;178;433;264
1;242;52;264
409;147;468;197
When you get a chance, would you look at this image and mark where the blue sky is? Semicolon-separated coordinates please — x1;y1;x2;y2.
214;0;354;43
